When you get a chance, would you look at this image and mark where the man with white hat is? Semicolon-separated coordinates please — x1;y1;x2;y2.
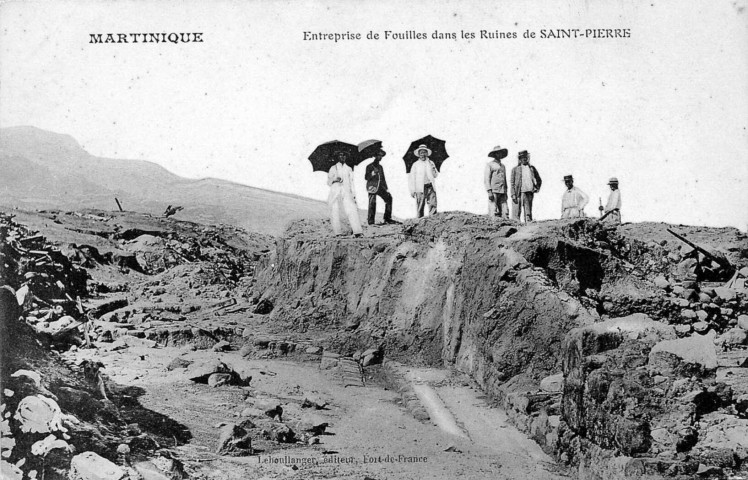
408;144;439;218
561;174;589;218
484;145;509;218
600;177;621;224
328;150;363;237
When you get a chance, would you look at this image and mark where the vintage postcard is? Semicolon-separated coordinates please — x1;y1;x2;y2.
1;1;747;479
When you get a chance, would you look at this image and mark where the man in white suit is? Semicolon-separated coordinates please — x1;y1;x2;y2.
328;151;363;237
408;144;439;218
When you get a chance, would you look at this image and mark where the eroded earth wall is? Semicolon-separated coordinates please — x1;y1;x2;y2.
258;213;748;479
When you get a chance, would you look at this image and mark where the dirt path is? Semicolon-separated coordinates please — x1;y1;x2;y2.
71;339;566;479
401;365;563;478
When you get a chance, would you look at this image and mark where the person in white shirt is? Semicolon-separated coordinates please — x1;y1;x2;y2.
561;175;590;218
408;144;439;218
601;177;622;224
327;151;363;237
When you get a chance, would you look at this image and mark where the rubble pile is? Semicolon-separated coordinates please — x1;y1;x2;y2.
0;213;195;480
1;212;88;340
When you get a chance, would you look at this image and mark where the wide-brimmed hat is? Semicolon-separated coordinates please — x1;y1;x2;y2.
488;145;508;160
608;177;619;184
518;150;529;160
563;175;574;182
413;144;432;157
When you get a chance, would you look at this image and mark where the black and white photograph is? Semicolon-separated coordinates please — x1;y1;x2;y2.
1;1;747;479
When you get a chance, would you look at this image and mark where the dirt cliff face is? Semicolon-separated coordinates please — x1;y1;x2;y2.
258;214;615;388
260;213;748;479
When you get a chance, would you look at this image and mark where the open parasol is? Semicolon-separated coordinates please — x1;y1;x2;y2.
402;135;449;173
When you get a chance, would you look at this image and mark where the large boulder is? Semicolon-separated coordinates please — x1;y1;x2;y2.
186;360;232;383
649;333;718;373
69;452;126;480
14;395;76;434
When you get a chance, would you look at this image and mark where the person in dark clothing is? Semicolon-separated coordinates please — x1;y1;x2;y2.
365;149;394;225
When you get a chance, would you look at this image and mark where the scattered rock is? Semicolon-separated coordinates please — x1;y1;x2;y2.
239;344;253;358
716;328;747;347
187;360;231;383
695;464;722;476
737;315;748;331
653;276;670;290
649;333;718;371
69;451;126;480
296;413;329;436
693;322;709;334
265;405;283;421
675;324;692;335
681;309;697;321
682;289;698;302
14;395;76;434
166;357;192;371
215;423;253;456
361;347;383;367
697;293;712;303
30;434;72;456
212;340;230;352
672;298;689;307
271;423;295;443
253;299;274;315
301;397;328;410
714;287;737;302
208;373;234;388
240;408;264;418
540;373;564;393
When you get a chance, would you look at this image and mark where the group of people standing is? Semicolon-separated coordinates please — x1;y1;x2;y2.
327;143;439;236
326;143;622;237
483;145;622;224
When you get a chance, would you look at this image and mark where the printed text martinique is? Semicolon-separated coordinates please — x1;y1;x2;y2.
89;33;203;44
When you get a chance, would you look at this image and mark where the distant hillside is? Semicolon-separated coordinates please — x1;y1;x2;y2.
0;126;329;235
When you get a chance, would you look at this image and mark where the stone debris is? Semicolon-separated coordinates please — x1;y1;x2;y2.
3;207;748;479
14;395;77;434
540;373;564;393
295;413;329;436
215;423;253;456
360;347;383;367
649;333;718;371
30;434;72;456
186;360;232;383
69;452;126;480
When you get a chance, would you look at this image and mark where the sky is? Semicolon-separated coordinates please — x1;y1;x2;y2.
1;0;747;229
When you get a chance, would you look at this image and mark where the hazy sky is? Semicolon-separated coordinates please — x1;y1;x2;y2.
1;0;747;229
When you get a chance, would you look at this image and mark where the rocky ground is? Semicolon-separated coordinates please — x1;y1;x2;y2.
1;209;565;480
1;208;747;479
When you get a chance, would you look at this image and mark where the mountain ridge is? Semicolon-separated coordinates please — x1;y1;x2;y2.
0;126;329;235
